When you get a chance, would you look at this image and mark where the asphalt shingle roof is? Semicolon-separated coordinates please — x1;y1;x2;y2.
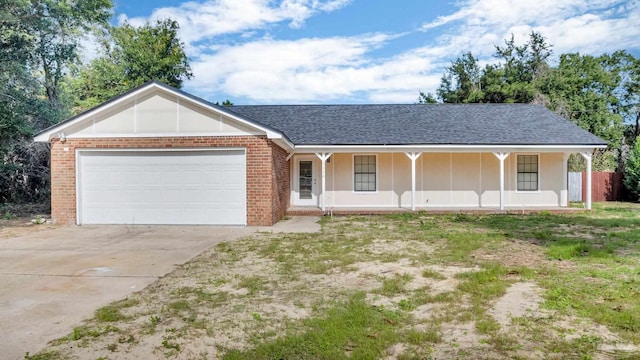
229;103;607;146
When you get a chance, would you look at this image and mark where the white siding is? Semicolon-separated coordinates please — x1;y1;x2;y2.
65;90;262;138
301;152;567;209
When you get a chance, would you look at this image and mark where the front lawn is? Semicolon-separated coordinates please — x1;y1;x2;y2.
28;203;640;359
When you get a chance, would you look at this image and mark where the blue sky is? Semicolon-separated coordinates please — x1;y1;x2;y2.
110;0;640;105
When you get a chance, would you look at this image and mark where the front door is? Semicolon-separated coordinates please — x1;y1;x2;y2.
295;157;317;206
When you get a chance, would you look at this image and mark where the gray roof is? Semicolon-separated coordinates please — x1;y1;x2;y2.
229;103;606;146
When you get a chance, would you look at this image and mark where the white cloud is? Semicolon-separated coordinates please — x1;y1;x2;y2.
419;0;640;57
118;0;352;45
187;33;443;103
116;0;640;104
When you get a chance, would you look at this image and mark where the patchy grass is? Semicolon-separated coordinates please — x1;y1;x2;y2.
223;292;403;360
28;202;640;359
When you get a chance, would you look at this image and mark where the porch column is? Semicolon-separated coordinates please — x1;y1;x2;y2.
492;152;510;211
404;152;422;211
315;152;332;211
561;152;569;206
580;152;593;210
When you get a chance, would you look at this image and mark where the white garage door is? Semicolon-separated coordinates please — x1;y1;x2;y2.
78;150;246;225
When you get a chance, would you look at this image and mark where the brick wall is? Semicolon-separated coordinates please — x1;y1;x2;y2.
50;136;287;226
271;143;290;223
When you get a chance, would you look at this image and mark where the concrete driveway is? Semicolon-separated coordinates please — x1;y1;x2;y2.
0;224;257;360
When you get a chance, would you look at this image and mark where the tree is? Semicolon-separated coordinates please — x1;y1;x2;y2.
433;32;553;104
436;52;484;103
624;137;640;200
417;91;437;104
30;0;112;108
542;52;626;170
0;0;112;207
615;51;640;142
215;100;234;106
69;19;193;113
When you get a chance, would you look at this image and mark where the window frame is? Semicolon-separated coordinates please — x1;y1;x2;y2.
515;153;540;192
352;154;378;193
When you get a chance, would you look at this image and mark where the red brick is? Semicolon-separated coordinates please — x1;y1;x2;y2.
49;136;290;226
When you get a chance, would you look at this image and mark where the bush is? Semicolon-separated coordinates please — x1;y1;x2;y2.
623;137;640;201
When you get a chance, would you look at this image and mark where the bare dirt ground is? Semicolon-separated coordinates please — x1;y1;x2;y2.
22;214;640;359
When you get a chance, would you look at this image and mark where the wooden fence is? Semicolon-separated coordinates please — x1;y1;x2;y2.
571;171;624;202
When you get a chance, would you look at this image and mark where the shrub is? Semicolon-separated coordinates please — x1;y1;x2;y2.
623;137;640;200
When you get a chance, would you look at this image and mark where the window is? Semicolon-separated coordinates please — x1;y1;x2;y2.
517;155;538;191
354;155;376;191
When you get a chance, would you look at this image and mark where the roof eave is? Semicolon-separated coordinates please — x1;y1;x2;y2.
291;143;607;153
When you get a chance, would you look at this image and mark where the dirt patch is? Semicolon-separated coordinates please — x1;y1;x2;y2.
490;282;640;358
431;322;495;359
489;282;543;326
0;219;56;239
473;238;576;270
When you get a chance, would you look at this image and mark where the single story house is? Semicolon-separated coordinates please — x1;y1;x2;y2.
34;81;607;226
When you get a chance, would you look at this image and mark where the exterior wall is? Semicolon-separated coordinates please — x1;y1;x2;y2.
507;152;563;207
292;152;566;209
324;153;398;208
50;136;284;226
271;143;290;223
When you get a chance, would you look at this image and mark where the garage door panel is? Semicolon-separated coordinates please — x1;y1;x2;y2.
78;150;246;225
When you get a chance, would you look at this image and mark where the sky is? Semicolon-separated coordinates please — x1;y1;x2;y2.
108;0;640;105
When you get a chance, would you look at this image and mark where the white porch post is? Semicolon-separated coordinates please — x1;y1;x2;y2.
580;152;593;210
315;152;332;211
561;152;569;207
493;152;510;211
404;152;422;211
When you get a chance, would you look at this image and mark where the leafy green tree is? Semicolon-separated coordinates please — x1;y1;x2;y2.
69;19;193;113
542;53;625;153
30;0;112;107
482;33;552;103
0;0;112;205
433;32;553;104
436;52;484;103
624;137;640;200
615;51;640;142
416;91;437;104
215;100;234;106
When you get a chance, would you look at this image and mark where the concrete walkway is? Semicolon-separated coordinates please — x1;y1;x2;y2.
0;218;320;360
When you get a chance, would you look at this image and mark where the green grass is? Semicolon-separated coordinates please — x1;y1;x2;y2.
237;276;268;295
23;350;62;360
95;305;127;322
422;269;446;280
222;292;403;360
378;273;413;296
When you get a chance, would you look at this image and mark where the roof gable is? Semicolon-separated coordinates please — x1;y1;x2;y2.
34;81;285;142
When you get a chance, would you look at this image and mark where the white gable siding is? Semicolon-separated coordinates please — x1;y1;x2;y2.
66;90;262;138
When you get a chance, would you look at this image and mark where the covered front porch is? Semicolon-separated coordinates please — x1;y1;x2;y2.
287;147;596;213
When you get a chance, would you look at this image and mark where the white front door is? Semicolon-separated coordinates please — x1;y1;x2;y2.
294;157;317;206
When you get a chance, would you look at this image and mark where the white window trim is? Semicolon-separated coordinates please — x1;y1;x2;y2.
352;153;378;194
514;153;541;193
